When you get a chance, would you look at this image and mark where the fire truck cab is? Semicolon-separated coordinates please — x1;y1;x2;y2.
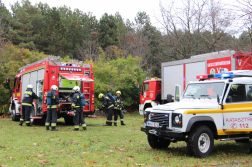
141;70;252;158
6;56;94;125
139;78;163;115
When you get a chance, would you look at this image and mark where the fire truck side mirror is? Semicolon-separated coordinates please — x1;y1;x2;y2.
167;94;172;103
5;78;11;90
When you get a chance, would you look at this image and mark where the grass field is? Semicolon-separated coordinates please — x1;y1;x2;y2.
0;112;252;167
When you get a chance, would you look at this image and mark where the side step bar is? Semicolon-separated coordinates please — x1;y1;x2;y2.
220;137;249;141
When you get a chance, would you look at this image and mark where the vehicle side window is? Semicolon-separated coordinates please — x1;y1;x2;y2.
144;83;149;91
16;76;21;91
245;84;252;101
226;84;246;103
13;77;17;89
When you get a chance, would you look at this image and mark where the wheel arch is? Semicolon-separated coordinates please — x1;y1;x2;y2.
186;116;218;137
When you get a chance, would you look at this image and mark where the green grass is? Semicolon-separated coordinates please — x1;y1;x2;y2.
0;112;252;166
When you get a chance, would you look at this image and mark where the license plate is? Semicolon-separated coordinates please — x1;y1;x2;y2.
147;121;159;127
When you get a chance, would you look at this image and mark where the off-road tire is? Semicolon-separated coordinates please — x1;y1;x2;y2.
147;133;170;149
11;105;20;121
187;125;214;158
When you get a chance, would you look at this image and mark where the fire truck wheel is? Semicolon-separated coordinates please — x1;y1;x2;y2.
147;133;170;149
187;125;214;158
11;105;19;121
64;116;74;125
30;107;35;125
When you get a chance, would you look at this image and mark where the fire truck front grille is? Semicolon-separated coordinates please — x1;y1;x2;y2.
150;113;169;126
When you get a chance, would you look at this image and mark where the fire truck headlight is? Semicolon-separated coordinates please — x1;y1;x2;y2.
172;113;182;128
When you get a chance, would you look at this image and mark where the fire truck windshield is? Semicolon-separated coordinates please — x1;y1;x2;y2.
183;82;225;99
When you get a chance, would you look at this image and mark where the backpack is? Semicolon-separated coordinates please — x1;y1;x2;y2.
79;93;86;106
46;92;52;105
107;93;116;102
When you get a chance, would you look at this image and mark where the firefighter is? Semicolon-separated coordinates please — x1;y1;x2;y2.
114;90;126;126
72;86;87;131
98;93;114;126
19;84;38;126
45;85;60;131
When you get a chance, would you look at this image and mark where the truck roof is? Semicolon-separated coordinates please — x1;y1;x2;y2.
19;56;61;70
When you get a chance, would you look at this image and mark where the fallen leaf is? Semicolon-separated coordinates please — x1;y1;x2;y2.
82;152;86;154
37;154;43;158
86;160;92;164
109;150;113;153
33;143;37;146
94;153;99;157
38;160;48;163
156;157;159;162
1;165;8;167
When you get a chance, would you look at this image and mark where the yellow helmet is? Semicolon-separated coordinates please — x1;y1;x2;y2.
116;90;121;95
98;93;104;99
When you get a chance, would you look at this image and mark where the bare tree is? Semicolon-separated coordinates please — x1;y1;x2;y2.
157;0;234;59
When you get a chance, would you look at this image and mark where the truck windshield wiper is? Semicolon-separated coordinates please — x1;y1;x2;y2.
200;95;211;99
185;94;195;99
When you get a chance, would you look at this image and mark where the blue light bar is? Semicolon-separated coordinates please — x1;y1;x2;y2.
61;63;66;66
213;72;234;78
72;64;76;67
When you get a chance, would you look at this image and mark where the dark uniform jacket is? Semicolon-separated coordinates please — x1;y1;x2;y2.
22;88;38;106
114;96;123;110
48;89;60;108
72;91;81;108
102;95;114;109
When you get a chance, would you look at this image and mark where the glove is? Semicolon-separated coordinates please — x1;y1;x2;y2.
68;110;76;116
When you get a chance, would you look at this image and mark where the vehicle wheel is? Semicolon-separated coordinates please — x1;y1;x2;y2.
147;133;170;149
11;105;19;121
30;107;35;125
187;125;214;158
64;115;73;125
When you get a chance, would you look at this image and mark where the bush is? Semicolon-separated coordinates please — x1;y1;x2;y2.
92;55;146;108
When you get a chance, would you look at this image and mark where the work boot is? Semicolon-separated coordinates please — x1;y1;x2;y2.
46;126;50;130
26;123;31;126
83;127;87;130
73;128;79;131
121;121;126;126
103;121;112;126
19;121;23;126
51;127;58;131
114;123;117;126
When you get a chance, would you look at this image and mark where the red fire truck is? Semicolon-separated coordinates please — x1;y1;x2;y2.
6;56;94;125
139;50;252;115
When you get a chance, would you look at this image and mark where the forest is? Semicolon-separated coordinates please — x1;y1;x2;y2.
0;0;252;108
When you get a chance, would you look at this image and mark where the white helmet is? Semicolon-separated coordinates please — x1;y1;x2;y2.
73;86;80;92
51;85;58;91
27;84;33;89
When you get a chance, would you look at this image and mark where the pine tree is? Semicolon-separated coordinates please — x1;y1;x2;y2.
8;0;42;49
98;13;120;49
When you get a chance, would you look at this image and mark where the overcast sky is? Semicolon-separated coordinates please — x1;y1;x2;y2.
2;0;242;34
2;0;161;23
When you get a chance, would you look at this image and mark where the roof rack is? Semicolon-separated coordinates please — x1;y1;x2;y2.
19;56;61;70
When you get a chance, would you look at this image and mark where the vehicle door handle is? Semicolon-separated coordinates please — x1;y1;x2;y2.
249;113;252;115
147;96;149;97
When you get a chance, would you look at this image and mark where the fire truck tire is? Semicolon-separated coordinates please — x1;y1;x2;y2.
147;133;170;149
11;105;20;121
30;107;35;125
64;116;74;125
187;125;214;158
